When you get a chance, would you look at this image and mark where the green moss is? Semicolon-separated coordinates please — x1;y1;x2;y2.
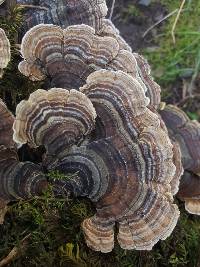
0;5;43;110
0;5;23;39
186;111;199;120
1;189;200;267
143;0;200;88
47;170;79;182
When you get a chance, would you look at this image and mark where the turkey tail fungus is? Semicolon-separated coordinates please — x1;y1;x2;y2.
0;99;48;224
79;70;181;252
160;104;200;215
0;30;11;222
133;53;161;108
177;172;200;215
0;98;15;223
99;19;132;52
13;70;182;253
0;28;11;78
17;0;108;37
13;88;97;155
1;0;200;259
18;23;161;108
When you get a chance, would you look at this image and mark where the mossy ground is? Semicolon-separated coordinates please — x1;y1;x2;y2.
1;191;200;267
0;1;200;266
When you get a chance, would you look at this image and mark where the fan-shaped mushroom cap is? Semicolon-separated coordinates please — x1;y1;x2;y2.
18;60;46;81
19;23;160;103
133;53;161;108
0;99;48;223
0;98;14;223
19;24;118;87
177;171;200;215
98;19;132;52
13;88;96;155
159;104;200;215
17;0;107;37
0;145;47;201
0;149;47;224
0;98;15;147
45;70;180;253
170;142;184;195
160;104;200;174
0;28;11;78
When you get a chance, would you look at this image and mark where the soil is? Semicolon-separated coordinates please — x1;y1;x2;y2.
106;0;200;113
107;0;167;51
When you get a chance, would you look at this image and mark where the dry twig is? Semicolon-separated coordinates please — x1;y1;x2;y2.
0;234;31;267
17;4;48;11
0;201;8;225
171;0;186;44
109;0;116;20
143;9;178;38
177;94;200;107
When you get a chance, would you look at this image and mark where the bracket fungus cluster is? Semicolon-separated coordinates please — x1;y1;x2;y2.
17;0;108;37
0;28;10;78
160;104;200;215
1;5;183;252
0;28;48;223
0;0;200;255
0;98;48;224
18;23;160;109
13;69;182;253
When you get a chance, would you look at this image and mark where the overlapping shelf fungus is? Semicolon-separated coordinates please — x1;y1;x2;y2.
160;104;200;215
0;98;48;224
0;0;200;255
0;28;47;221
0;28;10;78
17;0;108;37
18;23;160;107
13;70;182;253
